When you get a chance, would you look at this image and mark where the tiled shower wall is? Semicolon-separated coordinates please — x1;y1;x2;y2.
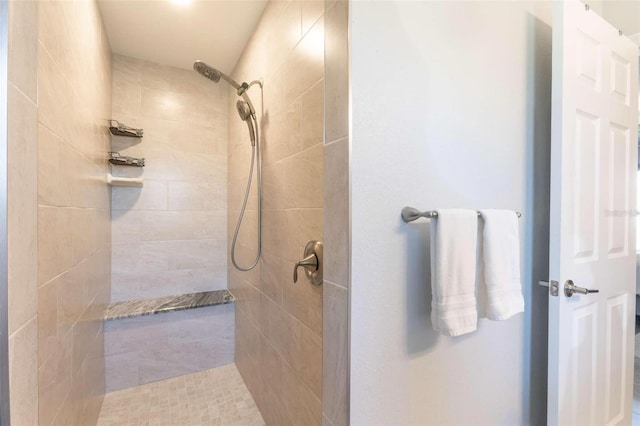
110;55;229;302
322;1;349;424
7;0;38;424
228;1;324;424
37;0;112;424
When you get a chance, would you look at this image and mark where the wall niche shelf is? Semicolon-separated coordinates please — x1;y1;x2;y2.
109;119;143;138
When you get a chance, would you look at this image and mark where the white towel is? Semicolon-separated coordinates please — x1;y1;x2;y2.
430;209;478;336
479;209;524;320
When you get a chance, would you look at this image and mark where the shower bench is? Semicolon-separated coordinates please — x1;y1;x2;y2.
103;289;235;392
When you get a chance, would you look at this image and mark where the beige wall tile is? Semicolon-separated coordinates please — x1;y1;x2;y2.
7;83;38;335
283;361;321;426
52;371;82;426
166;239;227;270
283;259;322;335
300;79;325;150
8;0;38;101
112;209;142;243
56;268;85;337
323;138;348;286
112;54;143;84
292;208;323;262
38;124;61;206
261;163;285;211
71;313;101;376
105;305;235;391
299;322;322;397
261;97;302;166
38;44;71;143
9;318;39;426
324;0;349;143
140;210;226;241
265;2;303;81
168;181;226;212
230;0;325;423
302;0;325;36
140;87;192;122
112;180;168;211
284;16;324;105
323;413;336;426
105;351;139;392
37;0;62;67
71;208;97;264
322;281;348;426
81;331;106;424
259;252;284;304
322;0;349;424
262;380;292;426
140;61;172;91
38;206;73;286
112;79;141;117
38;279;58;366
283;144;323;209
39;330;72;425
110;55;229;302
35;0;113;424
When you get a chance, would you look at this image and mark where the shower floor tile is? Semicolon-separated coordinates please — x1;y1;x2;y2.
97;364;264;426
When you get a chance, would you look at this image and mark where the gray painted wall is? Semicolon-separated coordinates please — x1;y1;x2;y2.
349;2;553;424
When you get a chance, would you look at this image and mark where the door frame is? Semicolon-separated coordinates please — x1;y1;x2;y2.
0;1;11;424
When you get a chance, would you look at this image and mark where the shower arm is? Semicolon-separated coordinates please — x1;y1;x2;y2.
237;79;263;94
218;73;241;91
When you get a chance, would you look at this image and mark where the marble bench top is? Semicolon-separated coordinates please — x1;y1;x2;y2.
104;289;235;321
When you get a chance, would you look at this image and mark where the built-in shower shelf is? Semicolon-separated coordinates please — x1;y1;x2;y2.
107;174;143;187
109;152;145;167
109;119;143;138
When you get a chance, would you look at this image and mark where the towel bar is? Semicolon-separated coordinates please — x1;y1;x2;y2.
401;207;522;223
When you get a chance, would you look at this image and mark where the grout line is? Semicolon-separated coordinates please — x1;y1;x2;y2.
7;80;36;107
7;314;37;340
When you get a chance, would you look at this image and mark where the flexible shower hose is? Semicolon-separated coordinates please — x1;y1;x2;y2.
230;117;261;271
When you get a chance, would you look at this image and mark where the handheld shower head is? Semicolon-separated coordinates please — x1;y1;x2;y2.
236;100;252;121
193;60;221;82
237;100;256;146
194;60;263;271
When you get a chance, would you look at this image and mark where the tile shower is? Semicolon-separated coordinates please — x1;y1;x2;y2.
36;0;112;424
110;55;229;302
4;0;349;425
228;1;324;424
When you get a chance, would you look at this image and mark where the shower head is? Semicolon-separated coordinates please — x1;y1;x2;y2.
193;60;221;83
237;100;256;146
236;100;252;121
193;60;241;90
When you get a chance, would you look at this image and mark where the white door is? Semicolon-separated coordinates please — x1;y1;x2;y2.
548;1;639;425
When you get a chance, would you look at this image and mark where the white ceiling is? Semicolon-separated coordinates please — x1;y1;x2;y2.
98;0;268;74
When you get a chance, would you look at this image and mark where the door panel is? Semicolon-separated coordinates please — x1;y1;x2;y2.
604;294;628;423
548;1;639;425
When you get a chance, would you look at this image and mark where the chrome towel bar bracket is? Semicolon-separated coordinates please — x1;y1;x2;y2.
401;207;522;223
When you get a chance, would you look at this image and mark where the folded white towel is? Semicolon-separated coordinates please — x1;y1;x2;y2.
479;209;524;320
430;209;478;336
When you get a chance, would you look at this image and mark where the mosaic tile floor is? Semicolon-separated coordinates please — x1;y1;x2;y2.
97;364;265;426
